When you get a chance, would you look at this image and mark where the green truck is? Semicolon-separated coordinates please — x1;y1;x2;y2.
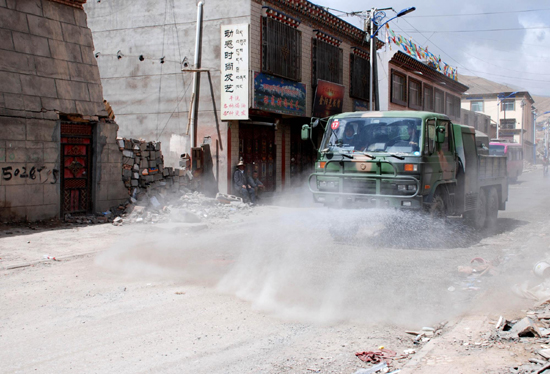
301;111;508;229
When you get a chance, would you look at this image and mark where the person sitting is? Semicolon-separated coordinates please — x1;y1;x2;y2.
342;123;358;147
247;170;265;201
233;159;255;204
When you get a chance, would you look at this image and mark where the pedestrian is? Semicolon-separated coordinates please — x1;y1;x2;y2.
247;170;265;201
233;159;255;204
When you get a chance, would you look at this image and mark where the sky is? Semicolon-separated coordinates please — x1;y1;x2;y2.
315;0;550;97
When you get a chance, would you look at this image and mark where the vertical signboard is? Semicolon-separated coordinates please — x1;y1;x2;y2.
312;80;345;118
221;24;249;120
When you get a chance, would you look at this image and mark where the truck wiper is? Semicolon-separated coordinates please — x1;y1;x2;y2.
340;153;354;159
362;152;376;159
387;153;405;160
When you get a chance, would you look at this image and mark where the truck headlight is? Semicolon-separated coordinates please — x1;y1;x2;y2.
407;185;417;191
398;184;407;192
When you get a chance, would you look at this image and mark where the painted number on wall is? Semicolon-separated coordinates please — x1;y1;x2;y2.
1;166;59;184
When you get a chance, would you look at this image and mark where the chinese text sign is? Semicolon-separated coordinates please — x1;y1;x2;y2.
221;24;249;120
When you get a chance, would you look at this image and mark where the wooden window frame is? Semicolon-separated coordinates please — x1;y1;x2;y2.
408;78;422;110
349;53;370;101
434;88;444;114
261;16;302;81
312;38;343;86
423;84;434;112
390;70;406;106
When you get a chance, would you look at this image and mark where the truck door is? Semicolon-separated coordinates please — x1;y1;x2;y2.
424;119;455;189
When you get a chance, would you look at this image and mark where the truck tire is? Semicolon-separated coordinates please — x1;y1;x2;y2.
430;189;447;221
486;187;499;229
465;189;487;230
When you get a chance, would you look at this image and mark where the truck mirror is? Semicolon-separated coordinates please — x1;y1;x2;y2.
436;126;446;143
312;119;320;128
301;124;311;141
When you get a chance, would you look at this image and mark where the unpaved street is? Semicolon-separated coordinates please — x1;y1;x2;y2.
1;168;550;373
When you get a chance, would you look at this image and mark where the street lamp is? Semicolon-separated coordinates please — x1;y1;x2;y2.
367;7;416;111
495;91;518;140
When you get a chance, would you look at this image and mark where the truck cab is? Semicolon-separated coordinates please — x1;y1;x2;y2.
302;111;507;229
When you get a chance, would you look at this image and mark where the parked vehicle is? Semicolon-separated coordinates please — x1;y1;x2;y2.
301;111;508;229
489;141;523;182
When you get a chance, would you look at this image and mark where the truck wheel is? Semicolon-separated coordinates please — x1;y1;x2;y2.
430;189;447;221
486;187;499;229
465;189;487;230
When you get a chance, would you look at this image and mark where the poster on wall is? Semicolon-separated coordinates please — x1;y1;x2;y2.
220;24;249;120
252;72;306;116
353;99;369;112
312;80;344;118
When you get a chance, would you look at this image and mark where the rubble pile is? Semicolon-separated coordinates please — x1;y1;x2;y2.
112;190;253;226
118;137;197;194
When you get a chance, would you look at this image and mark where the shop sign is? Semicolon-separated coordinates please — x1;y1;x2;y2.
221;24;249;120
252;72;306;116
312;80;345;118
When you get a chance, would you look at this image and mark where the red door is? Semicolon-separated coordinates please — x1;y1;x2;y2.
238;124;276;191
60;123;93;214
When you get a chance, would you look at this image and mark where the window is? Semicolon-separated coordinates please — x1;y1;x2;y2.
391;70;406;106
471;101;484;112
434;88;444;113
439;120;451;153
408;78;422;110
423;85;434;111
262;15;302;81
502;100;515;111
500;118;516;129
445;93;461;118
312;39;343;85
349;53;370;101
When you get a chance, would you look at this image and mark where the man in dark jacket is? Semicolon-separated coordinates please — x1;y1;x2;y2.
233;159;255;204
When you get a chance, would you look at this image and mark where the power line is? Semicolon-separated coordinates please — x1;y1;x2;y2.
401;26;550;33
392;20;514;94
406;8;550;18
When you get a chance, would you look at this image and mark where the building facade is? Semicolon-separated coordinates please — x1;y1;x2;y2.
0;0;127;221
459;75;536;163
85;0;381;194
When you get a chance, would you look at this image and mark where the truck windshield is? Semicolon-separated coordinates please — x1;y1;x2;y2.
321;117;422;155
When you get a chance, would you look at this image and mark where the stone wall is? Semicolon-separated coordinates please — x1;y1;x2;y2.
0;0;127;221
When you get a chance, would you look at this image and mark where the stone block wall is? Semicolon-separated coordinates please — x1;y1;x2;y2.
0;0;107;118
0;117;60;221
0;0;127;221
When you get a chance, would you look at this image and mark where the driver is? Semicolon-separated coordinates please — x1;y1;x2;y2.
342;122;364;150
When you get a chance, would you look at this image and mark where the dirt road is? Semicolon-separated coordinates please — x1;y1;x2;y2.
1;167;549;373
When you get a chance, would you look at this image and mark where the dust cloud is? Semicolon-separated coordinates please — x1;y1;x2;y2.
95;188;505;328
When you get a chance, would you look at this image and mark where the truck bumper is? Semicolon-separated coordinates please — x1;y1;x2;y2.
313;191;424;209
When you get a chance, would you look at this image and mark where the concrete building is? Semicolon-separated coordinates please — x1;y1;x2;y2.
84;0;384;194
0;0;127;221
459;75;536;162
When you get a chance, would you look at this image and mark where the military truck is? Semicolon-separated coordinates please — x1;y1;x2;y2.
301;111;508;229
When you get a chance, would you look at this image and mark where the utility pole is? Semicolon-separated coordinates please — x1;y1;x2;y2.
365;7;415;112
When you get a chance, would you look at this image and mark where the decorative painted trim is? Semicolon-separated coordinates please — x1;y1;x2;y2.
313;30;341;47
351;47;369;60
262;6;301;28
